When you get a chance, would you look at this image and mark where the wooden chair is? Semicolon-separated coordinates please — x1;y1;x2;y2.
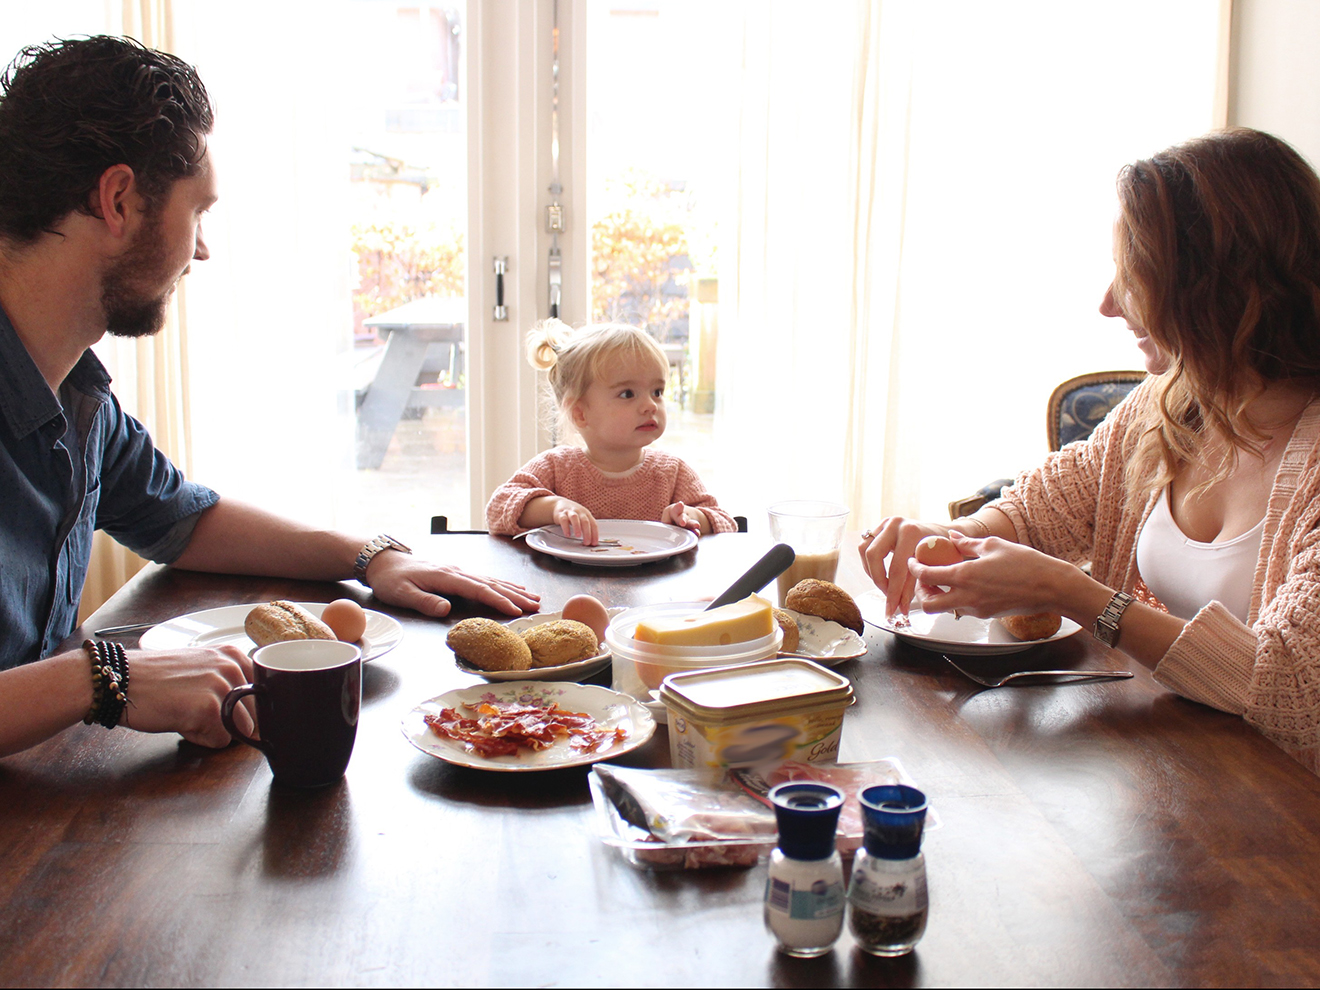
948;370;1145;519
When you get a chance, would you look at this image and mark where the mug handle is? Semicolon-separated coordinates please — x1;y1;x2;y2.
221;685;267;753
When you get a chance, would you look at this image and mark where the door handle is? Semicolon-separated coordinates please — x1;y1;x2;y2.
493;256;508;321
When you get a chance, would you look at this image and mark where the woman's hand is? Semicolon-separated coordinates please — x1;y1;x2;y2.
907;532;1075;618
858;516;965;617
662;502;707;536
121;646;255;749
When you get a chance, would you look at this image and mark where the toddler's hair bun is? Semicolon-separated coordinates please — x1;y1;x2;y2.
527;318;574;372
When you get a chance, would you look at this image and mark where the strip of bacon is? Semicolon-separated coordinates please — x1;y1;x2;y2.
425;700;623;759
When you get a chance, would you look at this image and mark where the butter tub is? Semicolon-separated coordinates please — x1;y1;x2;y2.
657;659;855;770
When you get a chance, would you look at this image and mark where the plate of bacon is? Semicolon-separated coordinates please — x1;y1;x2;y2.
402;681;656;772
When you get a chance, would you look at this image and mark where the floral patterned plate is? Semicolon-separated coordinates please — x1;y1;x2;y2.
778;609;868;666
401;681;656;772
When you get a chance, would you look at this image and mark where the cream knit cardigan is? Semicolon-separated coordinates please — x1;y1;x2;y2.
992;378;1320;773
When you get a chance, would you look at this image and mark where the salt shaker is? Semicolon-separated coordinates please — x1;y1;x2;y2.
847;784;929;957
764;781;846;958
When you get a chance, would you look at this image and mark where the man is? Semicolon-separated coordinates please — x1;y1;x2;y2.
0;36;538;756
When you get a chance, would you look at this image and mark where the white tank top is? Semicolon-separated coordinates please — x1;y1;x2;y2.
1135;489;1263;622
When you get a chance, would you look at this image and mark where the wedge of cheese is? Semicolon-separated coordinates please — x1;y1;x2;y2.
633;595;775;647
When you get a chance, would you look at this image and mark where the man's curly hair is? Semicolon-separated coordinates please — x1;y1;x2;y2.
0;35;213;244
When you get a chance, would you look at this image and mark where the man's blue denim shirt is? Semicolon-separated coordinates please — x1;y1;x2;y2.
0;306;218;668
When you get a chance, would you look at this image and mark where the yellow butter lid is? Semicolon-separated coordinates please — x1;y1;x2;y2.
658;658;852;718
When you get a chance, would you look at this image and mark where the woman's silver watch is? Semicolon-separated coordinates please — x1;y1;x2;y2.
353;534;413;584
1092;591;1135;647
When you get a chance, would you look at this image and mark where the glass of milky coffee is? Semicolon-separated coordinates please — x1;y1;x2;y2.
767;501;852;605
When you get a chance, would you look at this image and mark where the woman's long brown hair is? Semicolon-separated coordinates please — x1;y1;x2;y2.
1115;128;1320;497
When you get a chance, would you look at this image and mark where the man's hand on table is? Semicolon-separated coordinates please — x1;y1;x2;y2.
125;646;255;748
364;550;541;617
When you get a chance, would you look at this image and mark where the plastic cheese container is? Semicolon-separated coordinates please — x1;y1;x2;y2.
657;658;855;770
607;601;782;702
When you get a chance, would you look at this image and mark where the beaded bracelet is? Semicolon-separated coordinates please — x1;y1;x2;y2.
82;639;130;729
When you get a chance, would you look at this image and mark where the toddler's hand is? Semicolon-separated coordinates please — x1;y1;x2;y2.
662;502;703;535
554;499;600;546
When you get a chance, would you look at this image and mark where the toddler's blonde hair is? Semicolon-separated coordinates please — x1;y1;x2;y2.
527;319;669;439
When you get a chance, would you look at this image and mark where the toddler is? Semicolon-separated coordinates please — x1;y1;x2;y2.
486;320;736;544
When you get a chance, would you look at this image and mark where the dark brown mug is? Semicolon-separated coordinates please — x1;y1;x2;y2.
222;640;362;787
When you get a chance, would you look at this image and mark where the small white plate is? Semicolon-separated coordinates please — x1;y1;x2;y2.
402;681;655;771
779;609;867;666
523;520;698;567
860;596;1081;656
139;602;403;663
454;607;627;682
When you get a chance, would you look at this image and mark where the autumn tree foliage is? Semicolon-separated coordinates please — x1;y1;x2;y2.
591;172;692;340
351;222;464;331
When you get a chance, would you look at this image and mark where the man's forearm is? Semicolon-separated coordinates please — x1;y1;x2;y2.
171;499;366;581
0;651;94;757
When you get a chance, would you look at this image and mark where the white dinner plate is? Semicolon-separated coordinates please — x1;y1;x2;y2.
779;609;868;666
859;595;1081;656
139;602;404;663
454;607;627;682
402;681;655;771
523;520;698;567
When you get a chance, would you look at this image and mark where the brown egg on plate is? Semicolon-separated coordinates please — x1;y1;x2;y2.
321;599;367;643
561;594;610;642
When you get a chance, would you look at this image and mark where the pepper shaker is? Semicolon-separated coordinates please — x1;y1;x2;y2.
764;782;846;958
847;784;929;957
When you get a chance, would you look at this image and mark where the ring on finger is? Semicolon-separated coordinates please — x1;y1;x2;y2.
861;530;874;541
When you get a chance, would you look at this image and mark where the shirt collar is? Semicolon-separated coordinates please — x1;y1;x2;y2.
0;304;111;440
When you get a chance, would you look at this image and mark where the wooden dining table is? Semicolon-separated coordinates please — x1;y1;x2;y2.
4;531;1320;987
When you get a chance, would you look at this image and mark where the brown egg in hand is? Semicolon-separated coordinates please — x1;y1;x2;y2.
321;599;368;643
914;535;964;567
561;594;610;642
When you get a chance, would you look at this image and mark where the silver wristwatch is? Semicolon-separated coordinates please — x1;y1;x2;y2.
353;534;413;584
1092;591;1135;647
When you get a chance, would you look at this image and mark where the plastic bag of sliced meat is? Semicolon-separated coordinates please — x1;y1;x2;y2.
589;759;922;870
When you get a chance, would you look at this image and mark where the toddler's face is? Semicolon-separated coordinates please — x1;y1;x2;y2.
572;353;668;454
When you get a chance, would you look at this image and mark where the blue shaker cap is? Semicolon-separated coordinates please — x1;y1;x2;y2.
858;784;928;859
769;782;845;861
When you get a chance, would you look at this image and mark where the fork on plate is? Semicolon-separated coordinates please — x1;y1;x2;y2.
513;530;622;546
941;654;1134;689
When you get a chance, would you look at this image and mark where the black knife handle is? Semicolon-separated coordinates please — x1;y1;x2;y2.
706;543;797;610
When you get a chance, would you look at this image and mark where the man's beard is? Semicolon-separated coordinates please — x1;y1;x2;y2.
100;212;176;339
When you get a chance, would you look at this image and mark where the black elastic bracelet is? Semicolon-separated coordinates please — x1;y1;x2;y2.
81;640;129;729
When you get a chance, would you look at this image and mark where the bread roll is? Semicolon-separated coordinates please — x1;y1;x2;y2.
999;612;1063;641
785;579;864;635
245;601;337;648
447;618;533;672
523;620;598;668
772;608;800;653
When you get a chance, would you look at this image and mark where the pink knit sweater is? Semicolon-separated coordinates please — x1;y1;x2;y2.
992;378;1320;773
485;446;737;536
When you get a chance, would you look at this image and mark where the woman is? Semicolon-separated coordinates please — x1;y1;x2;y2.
860;127;1320;772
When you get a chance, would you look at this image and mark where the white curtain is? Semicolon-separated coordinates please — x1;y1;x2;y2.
174;2;354;526
714;0;1221;529
710;2;859;520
